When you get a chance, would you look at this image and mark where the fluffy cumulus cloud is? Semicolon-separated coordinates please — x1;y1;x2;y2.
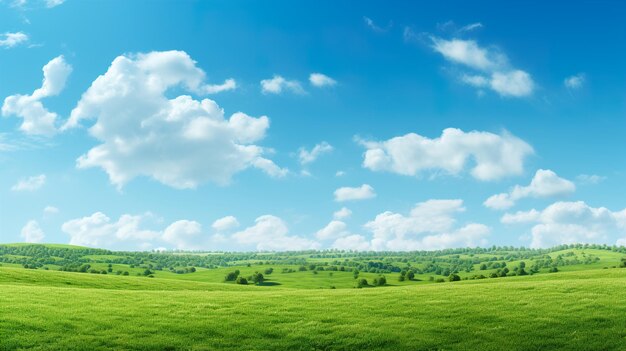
501;201;626;248
564;73;585;89
315;220;350;240
2;55;72;136
309;73;337;87
61;212;161;248
333;207;352;220
211;215;239;232
360;128;533;181
11;174;46;191
232;215;320;251
363;199;490;251
162;220;203;249
60;211;218;250
334;184;376;202
431;37;534;97
260;75;304;94
63;50;284;189
0;32;29;48
298;141;333;164
484;169;575;210
21;220;45;243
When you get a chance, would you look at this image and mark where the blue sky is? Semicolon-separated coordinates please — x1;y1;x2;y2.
1;0;626;251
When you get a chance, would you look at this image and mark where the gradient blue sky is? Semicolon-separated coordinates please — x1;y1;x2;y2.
1;0;625;251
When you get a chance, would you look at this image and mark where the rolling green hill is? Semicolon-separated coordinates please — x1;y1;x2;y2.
1;243;626;350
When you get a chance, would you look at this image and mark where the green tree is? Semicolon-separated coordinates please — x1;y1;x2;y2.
235;276;248;285
224;270;240;282
406;271;415;280
250;272;264;285
448;273;461;282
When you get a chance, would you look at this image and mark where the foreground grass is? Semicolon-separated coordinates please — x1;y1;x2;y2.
2;268;626;350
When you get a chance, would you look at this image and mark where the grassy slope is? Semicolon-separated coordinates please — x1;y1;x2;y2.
2;267;626;350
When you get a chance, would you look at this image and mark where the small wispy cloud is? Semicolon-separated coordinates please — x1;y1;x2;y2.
576;174;605;185
564;73;585;90
0;32;29;48
298;142;333;165
430;36;534;97
46;0;65;8
260;75;305;95
363;16;392;33
11;174;46;192
309;73;337;87
458;22;484;33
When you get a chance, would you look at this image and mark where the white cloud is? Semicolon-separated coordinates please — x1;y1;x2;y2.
365;199;490;251
458;22;483;33
0;32;29;48
11;174;46;191
576;174;606;185
333;207;352;220
163;220;203;250
61;211;233;250
9;0;64;8
564;74;585;89
260;75;304;94
363;16;391;32
64;51;282;189
484;169;575;210
315;220;350;240
2;55;72;136
21;220;44;243
335;170;346;177
461;74;489;87
203;78;237;94
309;73;337;87
432;38;502;71
252;158;289;178
61;212;161;248
232;215;320;251
490;70;534;97
332;234;371;251
10;0;27;8
298;141;333;164
211;215;239;232
360;128;533;181
431;37;534;97
46;0;64;7
501;201;626;248
43;205;59;215
403;27;419;42
334;184;376;202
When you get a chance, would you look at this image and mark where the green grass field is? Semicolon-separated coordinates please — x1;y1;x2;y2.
2;244;626;350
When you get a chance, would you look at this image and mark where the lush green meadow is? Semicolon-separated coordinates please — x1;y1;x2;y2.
2;244;626;350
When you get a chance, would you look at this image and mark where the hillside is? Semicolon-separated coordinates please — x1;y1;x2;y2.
1;244;626;350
